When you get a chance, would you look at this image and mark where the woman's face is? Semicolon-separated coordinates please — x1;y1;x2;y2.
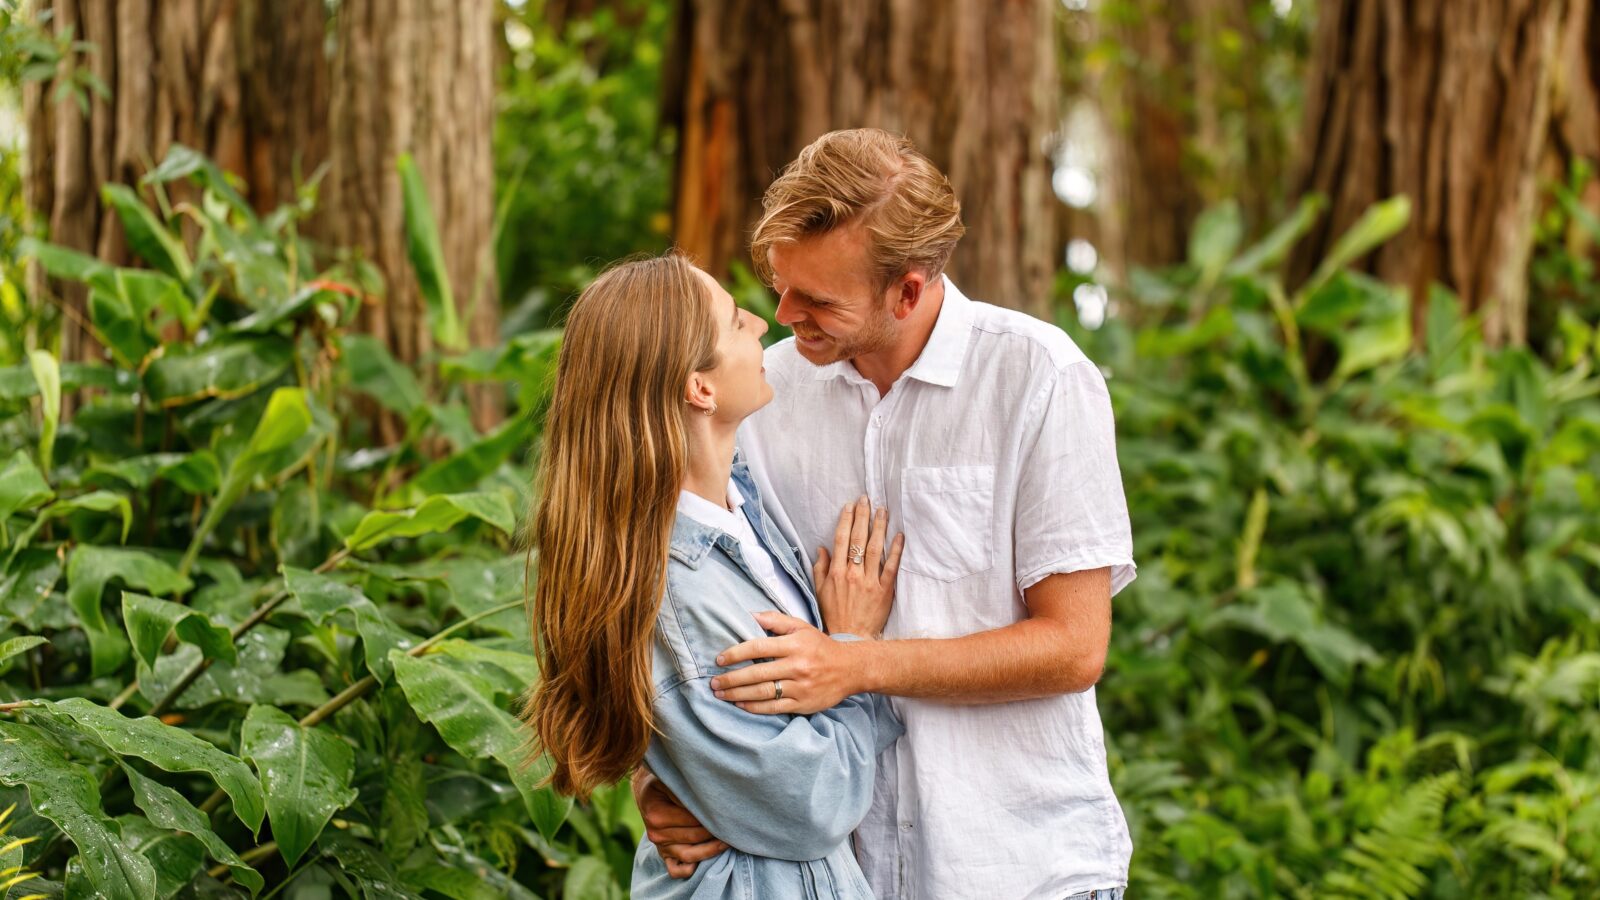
693;268;772;420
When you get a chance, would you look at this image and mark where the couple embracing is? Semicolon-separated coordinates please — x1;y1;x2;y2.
526;128;1135;900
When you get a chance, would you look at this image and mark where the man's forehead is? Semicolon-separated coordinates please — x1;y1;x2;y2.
770;228;872;297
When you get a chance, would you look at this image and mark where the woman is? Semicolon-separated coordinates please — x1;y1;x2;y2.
526;253;904;899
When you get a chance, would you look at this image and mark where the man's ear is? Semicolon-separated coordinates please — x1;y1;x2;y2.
891;271;927;320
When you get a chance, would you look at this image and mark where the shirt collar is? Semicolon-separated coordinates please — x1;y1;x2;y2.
670;449;756;567
811;274;973;388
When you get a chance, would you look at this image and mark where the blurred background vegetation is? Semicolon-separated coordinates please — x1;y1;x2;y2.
0;0;1596;897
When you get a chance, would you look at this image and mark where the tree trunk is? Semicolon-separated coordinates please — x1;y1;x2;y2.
23;0;330;368
666;0;1060;318
1287;0;1593;346
324;0;501;438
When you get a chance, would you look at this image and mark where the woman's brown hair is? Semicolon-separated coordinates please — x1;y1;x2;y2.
521;253;719;801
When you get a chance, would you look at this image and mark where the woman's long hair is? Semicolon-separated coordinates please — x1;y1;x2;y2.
522;253;719;800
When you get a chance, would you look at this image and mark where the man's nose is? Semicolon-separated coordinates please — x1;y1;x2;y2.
774;289;802;326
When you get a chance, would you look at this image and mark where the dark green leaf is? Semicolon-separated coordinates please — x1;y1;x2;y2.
101;184;192;280
122;591;236;673
397;154;464;351
116;813;206;900
0;450;53;521
42;698;266;835
0;721;157;900
120;763;264;895
390;652;569;840
144;337;293;407
66;546;192;677
240;705;357;868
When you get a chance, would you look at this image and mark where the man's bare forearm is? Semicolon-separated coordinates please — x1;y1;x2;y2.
848;617;1104;703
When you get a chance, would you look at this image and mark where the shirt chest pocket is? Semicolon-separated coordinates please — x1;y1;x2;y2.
899;465;995;582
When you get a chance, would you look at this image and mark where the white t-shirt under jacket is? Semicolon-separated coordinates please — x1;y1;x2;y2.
740;276;1136;900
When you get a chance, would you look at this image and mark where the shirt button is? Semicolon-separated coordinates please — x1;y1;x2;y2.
899;822;913;831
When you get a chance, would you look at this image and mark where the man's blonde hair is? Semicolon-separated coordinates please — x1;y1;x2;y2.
751;129;965;291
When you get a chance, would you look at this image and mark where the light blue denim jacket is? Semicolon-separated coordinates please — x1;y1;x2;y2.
631;454;903;900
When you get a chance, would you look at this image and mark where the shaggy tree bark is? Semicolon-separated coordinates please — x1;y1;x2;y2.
23;0;330;366
666;0;1060;318
324;0;501;437
1287;0;1597;346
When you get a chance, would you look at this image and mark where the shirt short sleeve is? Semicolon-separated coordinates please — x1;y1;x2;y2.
1012;360;1137;596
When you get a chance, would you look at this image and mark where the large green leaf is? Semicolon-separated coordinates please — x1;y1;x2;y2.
345;492;515;552
282;567;367;624
28;351;59;477
1207;583;1379;684
141;143;255;223
390;652;570;840
0;635;49;666
85;451;222;494
3;490;132;566
144;337;294;407
397;153;465;351
395;415;535;502
1225;193;1327;278
1301;195;1412;296
102;183;193;280
1188;200;1244;289
0;721;157;900
122;591;237;673
17;236;109;283
88;282;160;368
239;705;357;868
0;449;53;521
89;267;197;337
316;830;425;900
342;334;426;418
66;546;192;677
43;698;266;835
183;388;313;577
429;639;539;695
120;762;264;895
281;566;418;681
116;813;206;900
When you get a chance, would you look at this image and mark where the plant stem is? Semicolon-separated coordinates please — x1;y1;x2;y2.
206;840;278;879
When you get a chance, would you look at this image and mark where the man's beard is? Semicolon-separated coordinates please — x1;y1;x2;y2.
793;307;897;365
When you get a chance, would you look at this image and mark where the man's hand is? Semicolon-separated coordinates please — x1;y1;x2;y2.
710;611;866;715
631;769;728;878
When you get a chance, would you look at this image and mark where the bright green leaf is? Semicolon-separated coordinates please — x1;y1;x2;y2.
345;492;515;552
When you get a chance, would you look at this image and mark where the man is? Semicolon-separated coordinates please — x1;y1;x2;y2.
634;128;1135;900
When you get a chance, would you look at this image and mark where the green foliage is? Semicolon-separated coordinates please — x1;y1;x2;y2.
493;0;674;320
0;145;645;898
1069;195;1600;897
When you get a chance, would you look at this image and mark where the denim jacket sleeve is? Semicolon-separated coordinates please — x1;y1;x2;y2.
647;663;902;862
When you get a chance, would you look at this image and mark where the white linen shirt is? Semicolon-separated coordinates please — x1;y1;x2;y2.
739;276;1136;900
675;479;815;624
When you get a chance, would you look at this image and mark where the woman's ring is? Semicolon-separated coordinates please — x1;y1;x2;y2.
848;545;865;565
773;680;784;700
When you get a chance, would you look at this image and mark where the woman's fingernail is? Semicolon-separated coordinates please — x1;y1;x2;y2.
714;690;725;699
714;656;725;667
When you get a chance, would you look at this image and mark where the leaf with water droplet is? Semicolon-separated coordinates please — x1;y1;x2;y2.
240;705;357;868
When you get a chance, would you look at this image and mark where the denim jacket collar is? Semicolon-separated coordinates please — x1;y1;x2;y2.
667;447;763;569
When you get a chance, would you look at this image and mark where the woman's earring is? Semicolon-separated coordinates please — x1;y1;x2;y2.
704;402;717;417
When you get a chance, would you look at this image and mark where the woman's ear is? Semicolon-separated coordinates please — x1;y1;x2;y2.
684;371;715;413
